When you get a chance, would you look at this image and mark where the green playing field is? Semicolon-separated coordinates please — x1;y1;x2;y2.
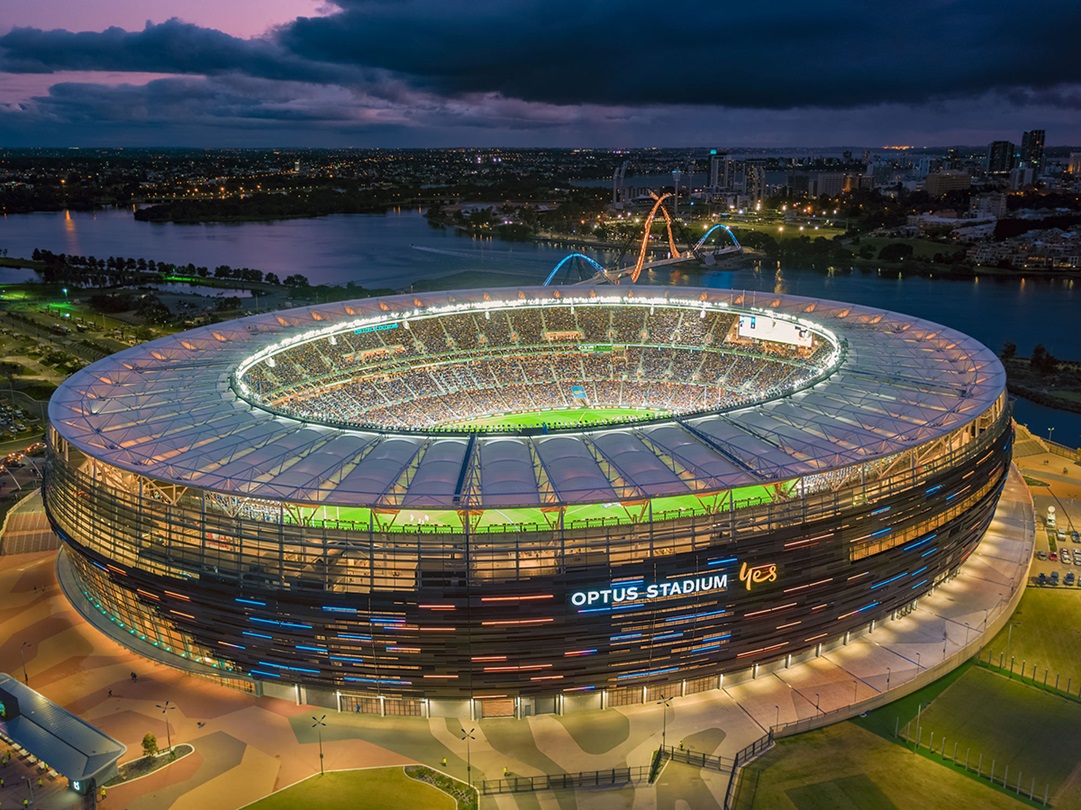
447;406;663;430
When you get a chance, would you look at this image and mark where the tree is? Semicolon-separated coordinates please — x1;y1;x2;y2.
1030;344;1058;374
142;733;159;759
1000;341;1017;361
878;242;914;262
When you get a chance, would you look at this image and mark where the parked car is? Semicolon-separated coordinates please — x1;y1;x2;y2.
1037;550;1048;560
1050;551;1059;561
1050;571;1060;586
1038;572;1047;586
1067;572;1076;586
1062;550;1072;565
1073;530;1080;544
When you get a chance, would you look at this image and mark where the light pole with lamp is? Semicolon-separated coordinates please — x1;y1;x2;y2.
312;715;327;776
815;693;820;714
459;727;475;786
1048;427;1055;443
886;667;891;689
19;641;31;684
1007;621;1021;656
657;694;672;751
156;700;176;755
774;704;780;728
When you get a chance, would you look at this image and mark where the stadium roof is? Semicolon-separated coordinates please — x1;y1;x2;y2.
49;287;1006;510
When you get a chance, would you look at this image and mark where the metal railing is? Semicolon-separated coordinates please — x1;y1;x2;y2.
480;765;651;794
723;730;774;809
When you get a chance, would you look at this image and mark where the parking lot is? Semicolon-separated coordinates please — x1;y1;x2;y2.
1015;437;1081;589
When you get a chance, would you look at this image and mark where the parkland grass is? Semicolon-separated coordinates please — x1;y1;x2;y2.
244;768;453;810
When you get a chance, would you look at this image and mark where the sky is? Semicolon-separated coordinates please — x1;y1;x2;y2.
1;1;1079;149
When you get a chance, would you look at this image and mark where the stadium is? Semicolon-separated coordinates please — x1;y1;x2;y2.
43;286;1010;717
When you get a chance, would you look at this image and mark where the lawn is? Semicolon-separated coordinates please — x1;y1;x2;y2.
984;588;1081;687
733;722;1025;810
858;236;955;260
244;768;454;810
897;666;1081;800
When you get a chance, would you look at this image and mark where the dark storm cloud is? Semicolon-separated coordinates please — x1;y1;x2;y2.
0;18;348;84
2;1;1079;113
279;0;1081;109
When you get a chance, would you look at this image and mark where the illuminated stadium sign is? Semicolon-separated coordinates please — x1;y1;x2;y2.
354;322;399;334
570;573;730;607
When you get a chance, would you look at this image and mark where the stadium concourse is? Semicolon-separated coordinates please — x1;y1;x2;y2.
0;463;1033;810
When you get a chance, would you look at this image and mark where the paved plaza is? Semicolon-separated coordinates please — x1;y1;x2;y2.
0;460;1036;810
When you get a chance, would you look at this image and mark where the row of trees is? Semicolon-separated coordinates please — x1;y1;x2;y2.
1001;341;1060;373
28;248;309;289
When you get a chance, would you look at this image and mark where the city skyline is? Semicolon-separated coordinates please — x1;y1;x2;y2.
1;0;1080;148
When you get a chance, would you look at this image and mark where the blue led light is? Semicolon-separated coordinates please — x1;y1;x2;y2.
242;631;272;640
235;597;266;606
709;556;738;566
870;572;907;590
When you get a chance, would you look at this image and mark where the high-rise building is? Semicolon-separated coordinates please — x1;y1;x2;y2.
709;150;732;190
1020;130;1045;172
987;141;1016;175
925;171;971;196
1068;153;1081;175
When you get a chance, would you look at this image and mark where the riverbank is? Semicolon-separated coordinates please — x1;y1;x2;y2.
1004;356;1081;416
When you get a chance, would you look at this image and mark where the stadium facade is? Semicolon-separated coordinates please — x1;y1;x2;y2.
44;287;1010;716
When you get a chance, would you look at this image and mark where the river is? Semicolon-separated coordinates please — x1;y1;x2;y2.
1;207;1079;443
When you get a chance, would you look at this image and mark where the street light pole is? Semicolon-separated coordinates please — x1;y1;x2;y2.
657;694;672;751
156;700;176;755
460;727;475;786
19;641;30;684
312;715;327;776
774;704;780;728
1007;621;1021;656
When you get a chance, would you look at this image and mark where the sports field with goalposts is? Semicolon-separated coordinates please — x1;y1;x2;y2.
446;406;663;430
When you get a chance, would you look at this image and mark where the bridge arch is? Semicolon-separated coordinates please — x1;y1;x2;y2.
544;253;608;286
630;193;681;284
694;223;742;252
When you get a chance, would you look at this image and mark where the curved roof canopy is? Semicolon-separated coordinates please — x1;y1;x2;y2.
49;287;1006;510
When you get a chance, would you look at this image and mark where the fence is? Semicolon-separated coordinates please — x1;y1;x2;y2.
1046;438;1080;461
899;719;1049;806
722;731;774;810
479;765;651;794
977;646;1081;704
657;744;732;773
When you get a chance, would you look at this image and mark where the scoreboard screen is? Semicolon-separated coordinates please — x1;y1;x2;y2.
738;315;812;348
